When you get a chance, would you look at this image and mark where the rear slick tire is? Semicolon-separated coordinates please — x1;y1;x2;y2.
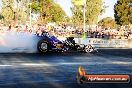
37;40;49;53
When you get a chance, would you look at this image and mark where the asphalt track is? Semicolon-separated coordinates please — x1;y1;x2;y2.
0;49;131;88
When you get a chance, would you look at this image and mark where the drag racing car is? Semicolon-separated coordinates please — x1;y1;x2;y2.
37;31;97;53
37;32;65;53
63;37;97;53
0;31;97;53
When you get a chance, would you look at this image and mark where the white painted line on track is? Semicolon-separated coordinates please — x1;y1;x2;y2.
0;61;131;68
112;61;132;65
0;65;12;67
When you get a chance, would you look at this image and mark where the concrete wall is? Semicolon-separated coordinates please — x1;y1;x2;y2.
59;38;132;48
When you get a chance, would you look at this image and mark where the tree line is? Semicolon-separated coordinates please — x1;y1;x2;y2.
0;0;68;25
0;0;131;27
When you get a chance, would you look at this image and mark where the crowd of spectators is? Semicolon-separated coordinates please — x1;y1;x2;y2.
35;23;132;39
79;28;132;39
0;23;132;39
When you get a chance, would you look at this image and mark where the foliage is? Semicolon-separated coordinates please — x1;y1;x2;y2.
114;0;132;25
0;14;4;20
15;0;29;24
30;1;40;13
98;17;117;29
1;0;14;25
0;0;28;25
0;0;68;25
72;0;85;6
31;0;68;24
2;0;14;8
71;0;103;26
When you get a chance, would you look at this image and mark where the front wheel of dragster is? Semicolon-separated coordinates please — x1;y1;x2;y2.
37;40;49;53
84;44;95;53
61;43;70;52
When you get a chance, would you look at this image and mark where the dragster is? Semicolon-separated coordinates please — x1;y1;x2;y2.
36;31;98;53
0;31;97;53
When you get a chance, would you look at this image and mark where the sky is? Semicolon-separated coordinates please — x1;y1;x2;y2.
0;0;117;19
56;0;118;19
100;0;118;19
0;0;1;9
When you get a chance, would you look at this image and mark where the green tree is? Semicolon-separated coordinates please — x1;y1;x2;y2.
30;0;40;13
98;17;117;29
14;0;29;24
2;0;14;8
0;14;4;20
1;0;14;25
0;0;28;25
31;0;68;24
114;0;132;25
71;0;103;26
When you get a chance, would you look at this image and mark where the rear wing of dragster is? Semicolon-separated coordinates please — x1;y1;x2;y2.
76;66;130;84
